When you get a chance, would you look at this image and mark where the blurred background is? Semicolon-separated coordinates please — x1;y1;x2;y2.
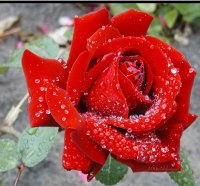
0;3;200;186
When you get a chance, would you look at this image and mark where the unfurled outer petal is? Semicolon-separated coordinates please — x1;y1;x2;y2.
22;50;68;127
45;84;82;129
111;9;153;36
67;8;110;70
66;51;93;106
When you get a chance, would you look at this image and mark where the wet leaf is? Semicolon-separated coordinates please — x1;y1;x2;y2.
109;3;138;15
0;37;59;71
168;149;195;186
96;156;128;185
136;3;157;13
17;126;58;167
164;9;178;28
0;139;19;172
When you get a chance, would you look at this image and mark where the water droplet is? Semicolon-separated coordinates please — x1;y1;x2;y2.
38;96;44;102
28;128;38;135
171;68;178;74
46;109;51;114
35;112;40;117
61;104;66;109
62;117;66;121
35;79;40;83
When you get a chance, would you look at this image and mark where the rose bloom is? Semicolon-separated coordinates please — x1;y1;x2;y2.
22;8;197;180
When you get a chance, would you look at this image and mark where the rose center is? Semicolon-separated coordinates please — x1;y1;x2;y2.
119;56;145;91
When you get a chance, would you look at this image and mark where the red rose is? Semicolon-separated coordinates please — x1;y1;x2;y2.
22;8;197;180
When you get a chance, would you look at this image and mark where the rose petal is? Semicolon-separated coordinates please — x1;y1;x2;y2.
172;66;196;123
63;129;92;173
67;8;110;69
145;36;185;64
22;50;68;127
85;57;129;117
82;53;114;94
45;84;82;129
87;25;121;50
94;37;169;76
101;72;181;134
85;118;173;163
113;156;181;172
182;113;198;129
71;122;109;165
119;70;152;113
111;9;153;36
66;51;93;106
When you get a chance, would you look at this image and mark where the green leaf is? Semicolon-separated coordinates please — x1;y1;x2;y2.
148;17;162;36
0;139;19;172
96;156;128;186
136;3;157;13
172;3;200;22
164;9;178;28
0;36;59;71
109;3;138;15
168;149;195;186
18;127;58;167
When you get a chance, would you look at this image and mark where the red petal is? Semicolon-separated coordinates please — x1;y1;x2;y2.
113;156;181;172
87;25;121;50
45;84;82;129
101;72;181;134
67;8;110;69
182;113;198;129
22;50;68;127
111;9;153;36
145;36;197;125
66;51;93;105
85;56;129;117
71;122;109;165
145;36;185;64
94;37;169;76
63;129;92;173
82;53;114;94
85;117;174;163
119;70;152;113
172;66;196;123
87;163;104;181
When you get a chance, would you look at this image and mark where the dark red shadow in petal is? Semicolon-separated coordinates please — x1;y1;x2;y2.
22;50;68;127
111;9;153;36
45;84;82;129
67;8;110;69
